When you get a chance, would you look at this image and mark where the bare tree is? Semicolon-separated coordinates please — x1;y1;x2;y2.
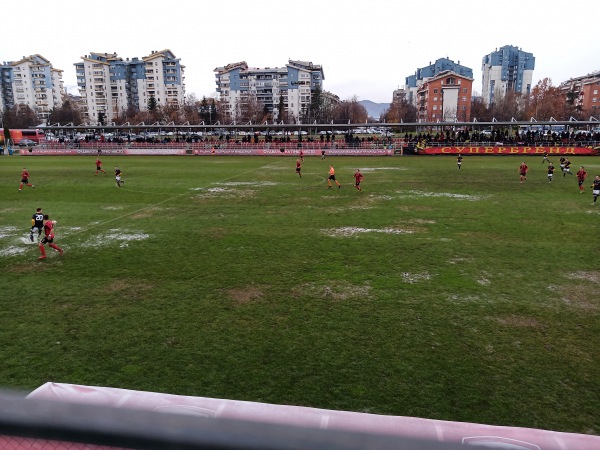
333;96;368;123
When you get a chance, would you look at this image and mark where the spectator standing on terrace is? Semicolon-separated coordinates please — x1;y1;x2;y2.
592;175;600;205
547;162;555;183
115;166;125;187
327;164;341;189
576;166;588;193
295;159;302;177
457;154;463;170
354;169;364;192
519;162;528;183
95;158;107;175
30;207;44;243
38;214;63;260
19;168;35;191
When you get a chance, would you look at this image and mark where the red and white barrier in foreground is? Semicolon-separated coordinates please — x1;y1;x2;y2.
19;382;600;450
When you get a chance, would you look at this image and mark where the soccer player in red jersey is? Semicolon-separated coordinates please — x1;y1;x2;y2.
295;159;302;177
519;162;528;183
299;149;304;162
95;158;107;175
38;215;64;260
576;166;588;193
19;167;35;191
353;169;364;191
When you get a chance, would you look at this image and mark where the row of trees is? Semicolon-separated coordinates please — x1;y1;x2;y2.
2;78;587;130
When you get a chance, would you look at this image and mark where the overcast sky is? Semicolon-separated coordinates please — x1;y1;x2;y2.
2;0;599;104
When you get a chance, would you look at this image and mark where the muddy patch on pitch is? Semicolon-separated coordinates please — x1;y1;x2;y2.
397;190;486;201
293;281;371;301
81;229;150;248
193;187;257;200
496;315;543;328
401;272;432;284
321;227;415;237
226;285;265;305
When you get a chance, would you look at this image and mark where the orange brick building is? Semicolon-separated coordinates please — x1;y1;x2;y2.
416;70;473;122
559;72;600;118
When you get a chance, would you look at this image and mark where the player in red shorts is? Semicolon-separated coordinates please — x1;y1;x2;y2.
353;169;364;191
19;167;35;191
38;214;64;260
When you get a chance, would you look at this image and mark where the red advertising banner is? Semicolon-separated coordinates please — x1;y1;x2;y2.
422;146;600;155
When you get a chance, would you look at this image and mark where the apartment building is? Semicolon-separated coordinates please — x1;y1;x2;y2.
405;58;473;106
214;60;324;122
558;71;600;118
75;49;185;124
482;45;534;105
0;54;64;123
416;70;473;122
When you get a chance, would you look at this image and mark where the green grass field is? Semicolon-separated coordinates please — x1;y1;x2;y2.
0;154;599;435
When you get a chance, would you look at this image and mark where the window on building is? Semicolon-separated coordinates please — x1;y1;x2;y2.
433;106;437;110
462;97;467;102
433;88;438;93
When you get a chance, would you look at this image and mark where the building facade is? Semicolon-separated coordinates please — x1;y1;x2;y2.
416;70;473;122
558;71;600;118
75;49;185;124
0;54;64;123
481;45;534;105
405;58;473;106
214;60;324;122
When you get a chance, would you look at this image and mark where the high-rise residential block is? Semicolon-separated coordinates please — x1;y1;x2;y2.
0;54;64;123
75;49;185;124
559;71;600;118
481;45;534;105
214;60;324;122
405;58;473;106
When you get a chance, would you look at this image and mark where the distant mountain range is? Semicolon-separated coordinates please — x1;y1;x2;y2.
358;100;390;120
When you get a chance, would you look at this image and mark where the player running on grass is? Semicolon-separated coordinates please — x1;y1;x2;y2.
519;161;528;183
19;167;35;191
115;166;125;187
576;166;587;193
592;175;600;205
30;207;44;243
457;154;463;169
327;164;341;189
38;215;64;260
354;169;364;191
547;162;555;183
295;159;302;177
95;157;107;175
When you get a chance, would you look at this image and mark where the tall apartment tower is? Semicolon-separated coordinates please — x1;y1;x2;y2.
481;45;535;105
0;54;64;123
214;60;324;122
405;58;473;105
75;49;185;124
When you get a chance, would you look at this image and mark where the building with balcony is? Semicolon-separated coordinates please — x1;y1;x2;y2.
416;70;473;122
558;71;600;118
0;54;64;123
214;60;324;122
481;45;534;105
75;49;185;124
405;58;473;106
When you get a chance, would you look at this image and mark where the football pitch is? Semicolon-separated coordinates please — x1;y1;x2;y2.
0;154;599;435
